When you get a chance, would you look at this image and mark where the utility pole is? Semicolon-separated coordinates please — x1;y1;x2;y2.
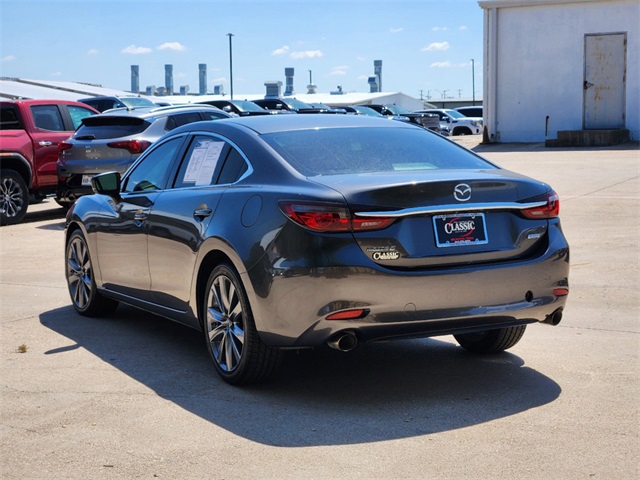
227;33;234;99
471;59;475;106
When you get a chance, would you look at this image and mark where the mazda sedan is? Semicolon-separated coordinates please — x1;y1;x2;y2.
64;115;569;385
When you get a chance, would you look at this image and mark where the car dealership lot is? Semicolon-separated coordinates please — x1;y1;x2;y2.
1;139;638;479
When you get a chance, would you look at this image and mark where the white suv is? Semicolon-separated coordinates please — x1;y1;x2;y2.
417;109;482;136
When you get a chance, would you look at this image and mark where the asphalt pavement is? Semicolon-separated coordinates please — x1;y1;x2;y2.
1;137;638;479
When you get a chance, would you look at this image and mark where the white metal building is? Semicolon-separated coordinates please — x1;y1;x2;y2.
479;0;639;143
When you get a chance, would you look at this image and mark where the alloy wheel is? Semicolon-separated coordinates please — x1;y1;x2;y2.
67;235;93;310
205;273;246;373
0;175;26;221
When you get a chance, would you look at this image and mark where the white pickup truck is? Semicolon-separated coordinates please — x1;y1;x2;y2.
416;108;482;136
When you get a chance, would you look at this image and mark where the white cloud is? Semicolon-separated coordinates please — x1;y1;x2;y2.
290;50;324;60
121;45;153;55
50;71;62;77
86;49;99;55
422;41;450;52
356;56;366;61
430;61;453;68
272;45;290;56
389;27;404;33
459;26;468;31
331;65;349;76
157;42;187;52
2;55;16;62
432;27;448;31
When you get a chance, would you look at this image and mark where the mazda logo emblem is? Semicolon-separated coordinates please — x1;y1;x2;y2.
454;183;472;202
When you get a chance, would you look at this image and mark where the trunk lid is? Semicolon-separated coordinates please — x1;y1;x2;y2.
310;169;552;268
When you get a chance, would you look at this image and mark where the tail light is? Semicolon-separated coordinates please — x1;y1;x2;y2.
107;139;152;154
58;141;73;153
521;191;560;219
279;202;395;232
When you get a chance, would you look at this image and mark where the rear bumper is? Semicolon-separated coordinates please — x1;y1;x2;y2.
57;175;93;203
247;226;569;348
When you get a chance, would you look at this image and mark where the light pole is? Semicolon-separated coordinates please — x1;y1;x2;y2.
227;33;234;99
471;59;475;106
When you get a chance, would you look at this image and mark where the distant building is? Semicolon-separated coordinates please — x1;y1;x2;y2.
480;0;639;143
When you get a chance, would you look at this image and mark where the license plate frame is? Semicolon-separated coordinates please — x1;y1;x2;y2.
433;212;489;248
81;175;93;187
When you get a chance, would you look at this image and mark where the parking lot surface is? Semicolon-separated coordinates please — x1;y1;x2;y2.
1;138;638;479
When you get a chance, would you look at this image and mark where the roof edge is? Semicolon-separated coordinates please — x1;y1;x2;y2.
479;0;610;9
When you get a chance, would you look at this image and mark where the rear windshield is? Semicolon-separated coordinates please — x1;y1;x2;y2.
75;116;151;139
262;127;494;176
120;97;156;108
0;105;23;130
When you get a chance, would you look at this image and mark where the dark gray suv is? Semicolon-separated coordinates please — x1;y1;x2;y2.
57;105;231;205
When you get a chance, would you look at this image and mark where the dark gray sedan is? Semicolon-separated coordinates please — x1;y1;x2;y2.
64;115;569;385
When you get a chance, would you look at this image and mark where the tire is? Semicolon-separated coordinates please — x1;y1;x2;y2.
0;169;29;225
203;264;281;385
65;230;118;317
55;198;73;209
29;193;46;205
454;325;527;353
453;127;472;136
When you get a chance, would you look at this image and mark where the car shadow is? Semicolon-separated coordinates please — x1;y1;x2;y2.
19;203;67;226
40;304;561;447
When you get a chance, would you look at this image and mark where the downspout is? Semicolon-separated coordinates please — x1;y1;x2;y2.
483;6;499;143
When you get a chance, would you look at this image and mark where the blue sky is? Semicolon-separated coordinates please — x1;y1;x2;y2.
1;0;484;101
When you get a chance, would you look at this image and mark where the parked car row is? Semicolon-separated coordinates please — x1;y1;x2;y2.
56;104;232;206
1;97;484;225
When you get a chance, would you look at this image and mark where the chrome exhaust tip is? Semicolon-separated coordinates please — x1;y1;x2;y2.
543;309;563;326
327;332;358;352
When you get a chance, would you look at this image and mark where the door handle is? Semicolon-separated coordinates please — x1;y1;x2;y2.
194;208;212;220
38;141;53;146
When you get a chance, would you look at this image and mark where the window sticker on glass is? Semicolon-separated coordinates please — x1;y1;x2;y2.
184;140;225;185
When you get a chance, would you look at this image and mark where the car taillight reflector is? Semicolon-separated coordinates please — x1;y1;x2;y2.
326;309;369;320
107;139;152;154
521;191;560;219
280;202;395;232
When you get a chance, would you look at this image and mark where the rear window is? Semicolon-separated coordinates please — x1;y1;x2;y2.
0;105;23;130
75;116;150;139
262;127;494;176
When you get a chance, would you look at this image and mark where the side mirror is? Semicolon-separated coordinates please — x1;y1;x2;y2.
91;171;121;199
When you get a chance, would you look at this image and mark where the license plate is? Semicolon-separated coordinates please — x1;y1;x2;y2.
433;213;489;247
81;175;93;187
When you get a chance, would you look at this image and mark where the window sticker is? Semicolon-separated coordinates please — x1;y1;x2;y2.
183;140;225;185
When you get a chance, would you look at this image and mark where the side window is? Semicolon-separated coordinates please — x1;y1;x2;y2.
174;135;229;188
165;112;204;131
31;105;65;131
200;111;229;120
0;105;23;130
67;106;96;130
122;137;183;193
217;148;248;184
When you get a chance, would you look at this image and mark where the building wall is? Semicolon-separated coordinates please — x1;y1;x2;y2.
480;0;639;142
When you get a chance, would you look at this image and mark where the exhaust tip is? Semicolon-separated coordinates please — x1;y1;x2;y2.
543;309;563;326
327;332;358;352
